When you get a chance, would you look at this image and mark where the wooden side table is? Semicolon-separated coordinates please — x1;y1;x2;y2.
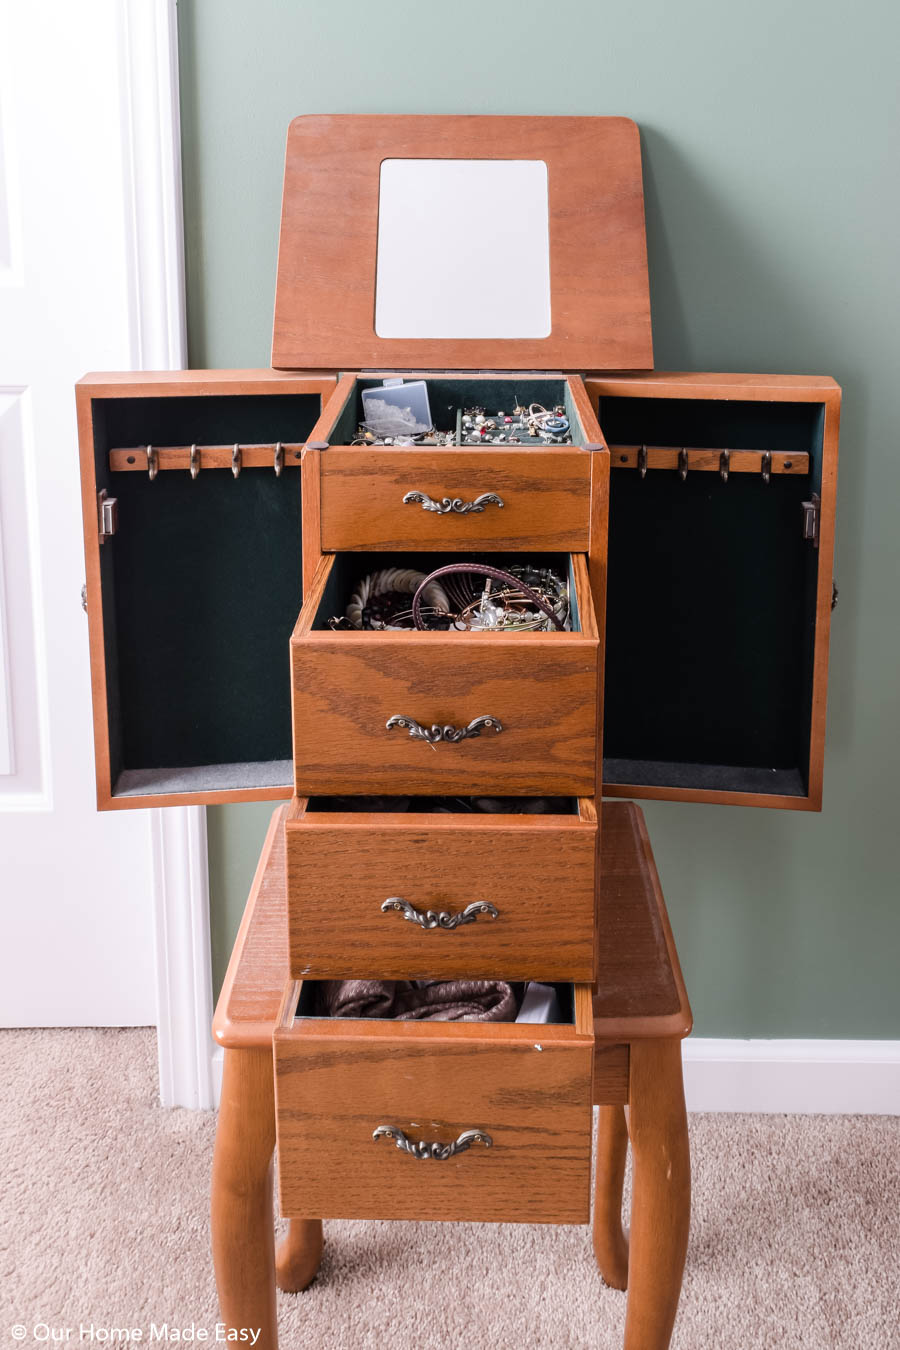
211;801;692;1350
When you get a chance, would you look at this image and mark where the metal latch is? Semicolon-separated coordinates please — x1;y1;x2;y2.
801;492;820;547
98;489;118;544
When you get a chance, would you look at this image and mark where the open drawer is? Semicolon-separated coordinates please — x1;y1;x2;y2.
588;372;840;810
76;370;335;808
285;795;598;981
273;979;598;1223
290;551;600;796
308;373;603;557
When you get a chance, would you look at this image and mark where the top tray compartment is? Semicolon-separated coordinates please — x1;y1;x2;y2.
307;373;605;557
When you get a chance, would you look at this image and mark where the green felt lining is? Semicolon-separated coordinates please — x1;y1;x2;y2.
327;376;585;445
93;393;320;793
598;396;824;797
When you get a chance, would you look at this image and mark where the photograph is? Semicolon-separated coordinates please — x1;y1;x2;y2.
0;2;897;1347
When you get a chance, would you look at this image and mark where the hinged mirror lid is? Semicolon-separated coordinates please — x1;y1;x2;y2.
272;115;653;372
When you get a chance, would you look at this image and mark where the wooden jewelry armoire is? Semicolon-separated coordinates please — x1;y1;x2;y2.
76;116;840;1350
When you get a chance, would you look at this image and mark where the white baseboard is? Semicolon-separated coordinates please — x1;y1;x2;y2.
204;1039;900;1115
683;1039;900;1114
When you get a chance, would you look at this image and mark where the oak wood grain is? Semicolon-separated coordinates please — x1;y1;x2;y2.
589;371;840;812
275;1220;323;1294
285;797;597;981
319;448;591;552
624;1040;690;1350
108;443;304;472
213;807;290;1050
592;1103;630;1289
586;371;840;399
272;115;652;371
214;802;688;1052
608;445;808;475
300;446;321;596
588;448;609;809
806;390;840;809
211;1048;278;1348
77;369;336;397
305;371;356;449
76;370;334;811
290;553;599;796
593;1043;630;1106
274;981;595;1223
593;804;692;1043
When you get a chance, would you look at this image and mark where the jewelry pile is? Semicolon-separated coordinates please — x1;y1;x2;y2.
351;402;572;447
328;561;570;633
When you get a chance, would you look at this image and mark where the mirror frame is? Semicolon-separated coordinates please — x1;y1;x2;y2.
273;115;653;372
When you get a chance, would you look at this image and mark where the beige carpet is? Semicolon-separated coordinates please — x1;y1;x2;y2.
1;1029;897;1350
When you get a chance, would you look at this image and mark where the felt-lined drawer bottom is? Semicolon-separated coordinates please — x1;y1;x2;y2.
274;980;598;1224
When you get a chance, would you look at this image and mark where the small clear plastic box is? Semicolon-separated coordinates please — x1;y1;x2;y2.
361;378;432;432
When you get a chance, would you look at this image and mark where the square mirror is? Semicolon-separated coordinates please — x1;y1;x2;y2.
374;158;552;340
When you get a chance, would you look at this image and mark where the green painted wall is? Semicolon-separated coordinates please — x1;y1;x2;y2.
181;0;900;1037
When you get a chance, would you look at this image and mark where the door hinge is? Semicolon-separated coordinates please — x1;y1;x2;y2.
98;489;118;544
81;583;87;613
801;492;820;547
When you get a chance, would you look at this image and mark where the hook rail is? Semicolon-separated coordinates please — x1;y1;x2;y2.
609;445;808;476
108;442;304;473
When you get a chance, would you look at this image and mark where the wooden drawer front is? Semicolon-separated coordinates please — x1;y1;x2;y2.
319;449;592;552
290;553;599;796
274;984;595;1223
285;799;597;981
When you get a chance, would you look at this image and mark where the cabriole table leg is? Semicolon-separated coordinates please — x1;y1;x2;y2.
623;1040;691;1350
211;1048;279;1350
276;1219;324;1293
592;1103;630;1290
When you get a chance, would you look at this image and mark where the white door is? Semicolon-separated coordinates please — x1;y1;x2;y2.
0;1;209;1072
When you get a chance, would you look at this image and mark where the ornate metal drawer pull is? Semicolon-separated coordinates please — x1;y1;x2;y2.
385;714;503;743
373;1125;493;1160
402;490;504;515
381;897;499;930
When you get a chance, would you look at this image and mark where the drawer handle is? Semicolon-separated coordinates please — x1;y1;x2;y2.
403;490;504;515
381;897;499;930
373;1125;493;1160
386;714;503;744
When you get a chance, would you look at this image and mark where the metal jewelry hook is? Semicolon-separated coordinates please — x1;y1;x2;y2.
190;444;200;480
719;449;730;482
147;444;158;482
232;443;241;479
273;441;284;477
678;447;689;482
761;450;771;485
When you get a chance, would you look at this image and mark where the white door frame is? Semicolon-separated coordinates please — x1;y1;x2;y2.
119;0;215;1109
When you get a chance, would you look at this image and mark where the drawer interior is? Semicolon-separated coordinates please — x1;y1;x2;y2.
274;975;596;1224
89;391;321;802
597;393;825;801
324;375;591;446
304;794;579;814
292;979;577;1025
310;551;585;632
